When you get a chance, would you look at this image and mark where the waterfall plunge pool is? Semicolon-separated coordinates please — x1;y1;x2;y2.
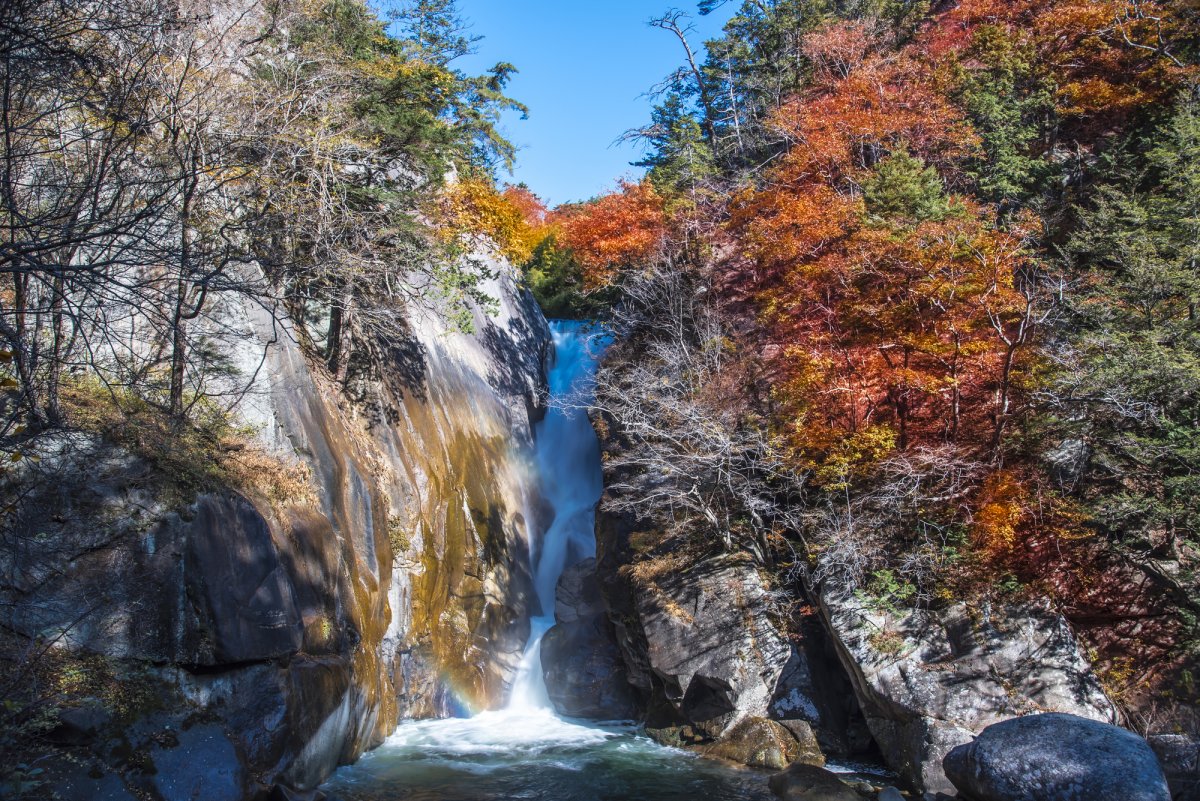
319;709;778;801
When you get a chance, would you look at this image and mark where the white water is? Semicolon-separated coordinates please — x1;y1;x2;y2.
508;319;609;712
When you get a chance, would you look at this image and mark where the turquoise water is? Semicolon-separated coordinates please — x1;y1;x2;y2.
320;709;777;801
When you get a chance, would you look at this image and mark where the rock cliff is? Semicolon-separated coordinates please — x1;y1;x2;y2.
0;261;551;798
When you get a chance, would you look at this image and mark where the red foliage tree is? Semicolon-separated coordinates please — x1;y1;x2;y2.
552;180;667;289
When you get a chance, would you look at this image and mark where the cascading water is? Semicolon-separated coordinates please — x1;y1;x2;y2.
319;321;778;801
508;319;608;711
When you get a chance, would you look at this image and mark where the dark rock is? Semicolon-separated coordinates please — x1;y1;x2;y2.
943;713;1170;801
183;494;304;666
541;559;637;719
49;701;114;745
701;716;825;770
149;723;245;801
1149;733;1200;801
877;788;905;801
554;558;607;624
768;763;861;801
541;617;637;719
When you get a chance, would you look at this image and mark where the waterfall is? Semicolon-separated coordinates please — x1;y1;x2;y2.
508;320;608;712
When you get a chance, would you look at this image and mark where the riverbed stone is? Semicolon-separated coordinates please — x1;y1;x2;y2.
768;763;862;801
942;713;1170;801
700;716;825;770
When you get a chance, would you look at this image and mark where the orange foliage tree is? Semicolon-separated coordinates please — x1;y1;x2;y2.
436;178;548;264
731;30;1039;466
552;180;667;289
926;0;1194;120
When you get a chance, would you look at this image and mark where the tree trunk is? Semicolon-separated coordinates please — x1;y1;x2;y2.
169;279;187;418
46;274;64;424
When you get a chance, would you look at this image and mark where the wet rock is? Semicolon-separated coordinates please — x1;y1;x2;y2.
943;713;1170;801
817;587;1116;794
541;617;637;719
877;788;905;801
541;559;637;719
149;723;245;801
768;763;861;801
1148;733;1200;801
554;558;608;624
700;716;825;770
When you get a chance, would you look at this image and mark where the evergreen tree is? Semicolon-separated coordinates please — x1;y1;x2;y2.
635;94;716;197
1062;92;1200;552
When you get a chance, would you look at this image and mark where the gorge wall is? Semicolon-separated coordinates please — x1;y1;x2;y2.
0;260;551;799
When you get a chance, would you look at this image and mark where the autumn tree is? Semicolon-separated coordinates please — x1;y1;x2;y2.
552;181;668;290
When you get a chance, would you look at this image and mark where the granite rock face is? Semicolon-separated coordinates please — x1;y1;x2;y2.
626;556;791;737
816;586;1119;795
1;262;551;796
943;713;1170;801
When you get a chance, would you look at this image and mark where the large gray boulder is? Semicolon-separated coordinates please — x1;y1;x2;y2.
817;587;1117;795
943;713;1170;801
633;556;792;736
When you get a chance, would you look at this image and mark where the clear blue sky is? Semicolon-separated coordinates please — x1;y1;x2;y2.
453;1;736;206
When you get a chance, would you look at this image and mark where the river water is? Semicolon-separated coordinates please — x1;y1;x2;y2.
321;321;777;801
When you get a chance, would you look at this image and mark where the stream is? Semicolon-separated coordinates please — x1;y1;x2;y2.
320;321;777;801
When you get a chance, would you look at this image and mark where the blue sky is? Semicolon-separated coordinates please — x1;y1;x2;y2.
453;1;736;206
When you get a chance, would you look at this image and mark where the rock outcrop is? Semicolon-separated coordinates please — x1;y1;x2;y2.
943;713;1171;801
590;521;852;766
816;586;1118;795
540;558;637;719
1;262;551;797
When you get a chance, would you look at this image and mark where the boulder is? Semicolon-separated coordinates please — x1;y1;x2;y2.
633;556;792;737
1148;733;1200;801
943;713;1170;801
768;763;861;801
877;788;905;801
541;559;638;719
817;587;1117;794
700;716;825;770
